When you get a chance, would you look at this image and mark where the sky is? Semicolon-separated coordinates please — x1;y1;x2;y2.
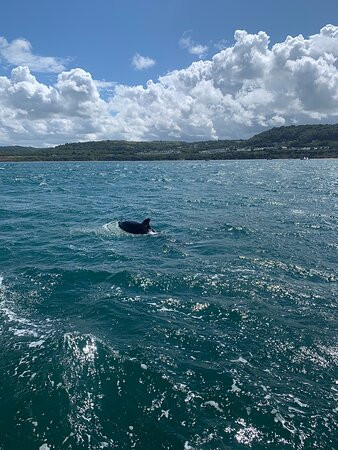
0;0;337;146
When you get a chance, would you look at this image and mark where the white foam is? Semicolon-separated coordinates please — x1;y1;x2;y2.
10;328;39;338
203;400;223;412
73;221;123;237
1;275;51;351
235;425;261;445
160;409;169;419
29;339;45;348
158;307;175;312
231;380;241;393
102;221;119;232
293;397;308;408
272;409;296;433
192;302;209;312
231;356;249;365
101;221;125;236
288;406;304;414
1;306;35;326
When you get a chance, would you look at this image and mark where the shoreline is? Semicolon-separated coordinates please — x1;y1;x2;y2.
0;156;337;163
1;124;337;161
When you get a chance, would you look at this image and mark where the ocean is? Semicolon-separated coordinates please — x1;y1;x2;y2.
0;160;337;449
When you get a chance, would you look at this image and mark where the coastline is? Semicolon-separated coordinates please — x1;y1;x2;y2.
0;154;337;162
1;124;337;161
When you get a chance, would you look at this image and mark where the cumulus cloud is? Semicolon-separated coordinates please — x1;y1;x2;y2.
0;36;67;73
132;53;156;70
179;32;208;58
93;80;116;91
0;25;337;146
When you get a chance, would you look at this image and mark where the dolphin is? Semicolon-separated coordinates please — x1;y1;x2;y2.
118;218;155;235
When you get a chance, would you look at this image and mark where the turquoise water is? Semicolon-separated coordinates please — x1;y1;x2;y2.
0;160;337;449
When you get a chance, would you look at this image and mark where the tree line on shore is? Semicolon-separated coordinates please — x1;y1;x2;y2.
0;124;337;161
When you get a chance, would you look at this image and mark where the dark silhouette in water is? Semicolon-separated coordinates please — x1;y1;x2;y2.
118;218;155;235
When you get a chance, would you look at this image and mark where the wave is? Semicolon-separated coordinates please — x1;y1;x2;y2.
248;256;337;283
1;269;337;449
222;222;251;235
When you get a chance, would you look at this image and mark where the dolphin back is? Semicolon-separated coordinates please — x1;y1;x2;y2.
118;218;152;234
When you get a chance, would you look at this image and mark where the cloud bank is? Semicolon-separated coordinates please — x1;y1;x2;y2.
0;25;337;146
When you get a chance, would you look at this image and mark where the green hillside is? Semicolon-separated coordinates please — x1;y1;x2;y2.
0;124;337;161
246;124;338;147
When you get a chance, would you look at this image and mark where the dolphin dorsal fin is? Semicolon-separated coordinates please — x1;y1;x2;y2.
142;218;150;226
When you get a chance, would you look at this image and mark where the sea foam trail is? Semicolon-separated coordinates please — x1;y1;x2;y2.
101;220;124;235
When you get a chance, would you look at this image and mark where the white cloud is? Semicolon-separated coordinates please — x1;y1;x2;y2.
93;79;116;90
0;36;67;73
0;25;337;146
179;33;208;58
132;53;156;70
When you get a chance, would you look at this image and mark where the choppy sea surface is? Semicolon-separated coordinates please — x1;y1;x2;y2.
0;160;337;450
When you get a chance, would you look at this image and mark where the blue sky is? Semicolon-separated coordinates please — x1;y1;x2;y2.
1;0;336;85
0;0;337;145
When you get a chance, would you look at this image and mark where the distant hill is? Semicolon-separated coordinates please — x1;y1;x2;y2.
246;124;338;147
0;124;337;161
